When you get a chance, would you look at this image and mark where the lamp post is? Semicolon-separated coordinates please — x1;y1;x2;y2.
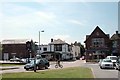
33;30;44;72
33;41;38;72
39;30;44;55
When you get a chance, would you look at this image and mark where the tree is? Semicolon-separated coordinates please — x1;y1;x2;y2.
77;42;85;56
74;42;85;57
0;42;2;60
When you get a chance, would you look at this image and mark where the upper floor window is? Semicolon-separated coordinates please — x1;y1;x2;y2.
112;41;117;48
43;47;47;51
92;38;105;47
54;44;62;51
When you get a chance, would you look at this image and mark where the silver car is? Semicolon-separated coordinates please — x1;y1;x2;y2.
99;59;114;69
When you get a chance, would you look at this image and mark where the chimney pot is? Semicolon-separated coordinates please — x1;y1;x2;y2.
116;31;118;34
51;38;53;42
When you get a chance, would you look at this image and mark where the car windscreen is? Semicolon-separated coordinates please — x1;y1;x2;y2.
30;59;39;64
110;57;117;60
103;59;112;62
43;58;48;62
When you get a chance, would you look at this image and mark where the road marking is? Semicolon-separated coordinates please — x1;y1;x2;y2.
90;67;96;78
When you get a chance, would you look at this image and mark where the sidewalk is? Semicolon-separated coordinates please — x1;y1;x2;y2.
0;66;20;70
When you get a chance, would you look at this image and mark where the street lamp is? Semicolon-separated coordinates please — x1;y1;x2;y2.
33;41;38;72
39;30;44;55
34;30;44;72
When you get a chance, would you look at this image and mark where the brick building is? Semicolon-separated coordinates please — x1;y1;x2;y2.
111;31;120;56
84;26;111;60
2;39;34;60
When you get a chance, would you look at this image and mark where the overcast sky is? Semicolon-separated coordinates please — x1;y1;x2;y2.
0;0;119;45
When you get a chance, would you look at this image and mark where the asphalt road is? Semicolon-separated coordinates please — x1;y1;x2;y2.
81;63;119;78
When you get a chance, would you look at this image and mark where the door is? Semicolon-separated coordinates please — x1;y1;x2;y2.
4;53;9;60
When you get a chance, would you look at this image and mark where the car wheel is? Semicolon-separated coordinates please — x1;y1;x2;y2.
45;65;48;69
115;67;118;70
100;66;103;69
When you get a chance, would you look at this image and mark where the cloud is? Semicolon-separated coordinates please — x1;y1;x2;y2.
67;19;85;26
35;11;57;20
53;34;74;43
2;10;58;29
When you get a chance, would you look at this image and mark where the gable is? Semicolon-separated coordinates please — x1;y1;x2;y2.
111;34;120;40
85;26;109;43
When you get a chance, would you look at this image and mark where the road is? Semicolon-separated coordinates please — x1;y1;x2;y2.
81;63;119;78
0;60;119;79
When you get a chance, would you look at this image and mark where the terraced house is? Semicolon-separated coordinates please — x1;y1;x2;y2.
111;31;120;56
84;26;111;61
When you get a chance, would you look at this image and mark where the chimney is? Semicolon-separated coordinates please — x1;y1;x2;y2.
116;31;118;34
51;38;53;42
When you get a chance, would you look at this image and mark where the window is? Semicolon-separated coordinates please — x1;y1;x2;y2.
92;38;104;47
112;41;117;48
39;48;41;50
43;47;47;51
54;44;62;51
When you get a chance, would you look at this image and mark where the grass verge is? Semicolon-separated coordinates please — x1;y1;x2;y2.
2;67;94;78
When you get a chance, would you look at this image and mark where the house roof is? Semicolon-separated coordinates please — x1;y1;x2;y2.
111;33;120;40
49;39;67;45
2;39;30;44
84;26;109;43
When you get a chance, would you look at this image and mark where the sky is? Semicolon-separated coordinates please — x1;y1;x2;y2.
0;0;119;45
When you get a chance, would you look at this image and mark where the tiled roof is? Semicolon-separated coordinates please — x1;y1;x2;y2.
2;39;30;44
49;39;67;44
111;34;120;40
84;26;109;43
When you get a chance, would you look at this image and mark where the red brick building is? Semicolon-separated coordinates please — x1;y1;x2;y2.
2;39;34;60
84;26;111;60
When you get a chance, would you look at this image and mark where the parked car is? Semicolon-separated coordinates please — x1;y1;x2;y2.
115;57;120;71
24;58;50;71
106;56;117;66
99;59;114;69
10;57;21;62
